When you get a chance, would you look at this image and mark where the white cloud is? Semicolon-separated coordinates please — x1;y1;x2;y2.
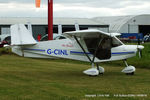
119;1;150;15
0;2;47;17
54;5;124;17
0;0;150;18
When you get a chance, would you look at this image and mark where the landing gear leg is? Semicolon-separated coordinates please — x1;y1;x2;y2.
122;60;136;75
96;63;104;75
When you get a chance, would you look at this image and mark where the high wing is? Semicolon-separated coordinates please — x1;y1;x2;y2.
63;29;114;63
63;29;111;38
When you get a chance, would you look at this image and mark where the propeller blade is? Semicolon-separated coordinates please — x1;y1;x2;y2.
138;49;142;58
137;45;144;58
137;33;143;58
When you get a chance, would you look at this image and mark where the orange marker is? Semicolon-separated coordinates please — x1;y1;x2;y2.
36;0;41;8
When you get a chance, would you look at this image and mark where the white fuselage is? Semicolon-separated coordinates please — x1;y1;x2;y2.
12;38;138;63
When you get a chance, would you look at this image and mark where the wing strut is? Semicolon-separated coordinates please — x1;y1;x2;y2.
74;35;106;75
74;35;104;65
74;36;92;63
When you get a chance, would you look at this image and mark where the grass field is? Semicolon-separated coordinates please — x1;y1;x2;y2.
0;43;149;100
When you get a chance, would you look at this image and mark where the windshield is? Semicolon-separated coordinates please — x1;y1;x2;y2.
112;37;123;47
84;37;112;60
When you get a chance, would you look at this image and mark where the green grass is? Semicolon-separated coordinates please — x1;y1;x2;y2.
0;54;149;100
0;43;149;100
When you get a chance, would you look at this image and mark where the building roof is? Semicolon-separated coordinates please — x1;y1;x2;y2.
93;14;150;32
93;15;137;32
0;17;106;26
1;14;150;32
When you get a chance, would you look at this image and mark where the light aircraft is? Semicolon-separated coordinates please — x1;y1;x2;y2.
9;24;144;76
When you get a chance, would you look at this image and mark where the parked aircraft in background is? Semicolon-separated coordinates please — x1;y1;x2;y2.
40;23;80;41
9;24;144;76
40;24;66;41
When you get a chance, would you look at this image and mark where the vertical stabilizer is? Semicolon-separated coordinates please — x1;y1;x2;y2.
11;24;37;46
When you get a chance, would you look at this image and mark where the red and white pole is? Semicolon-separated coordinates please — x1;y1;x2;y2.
48;0;53;40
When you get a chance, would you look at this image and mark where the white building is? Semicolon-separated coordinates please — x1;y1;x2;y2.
0;17;108;40
0;14;150;40
93;14;150;35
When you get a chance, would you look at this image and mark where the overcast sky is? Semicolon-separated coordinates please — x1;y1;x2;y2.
0;0;150;18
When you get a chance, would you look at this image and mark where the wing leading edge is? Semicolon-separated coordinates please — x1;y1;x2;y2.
63;29;112;38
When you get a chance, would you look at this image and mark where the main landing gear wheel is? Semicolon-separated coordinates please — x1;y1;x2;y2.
126;72;134;75
83;63;105;76
83;68;99;76
122;60;136;75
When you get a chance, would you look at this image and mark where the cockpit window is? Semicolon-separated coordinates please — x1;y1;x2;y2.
100;38;112;49
84;37;111;60
112;37;122;47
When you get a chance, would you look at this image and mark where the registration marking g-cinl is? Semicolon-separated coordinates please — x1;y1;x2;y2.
47;49;68;55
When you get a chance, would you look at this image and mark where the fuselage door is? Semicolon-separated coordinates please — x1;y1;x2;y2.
84;37;112;60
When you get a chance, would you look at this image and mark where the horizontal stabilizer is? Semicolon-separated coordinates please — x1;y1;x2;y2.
11;24;37;45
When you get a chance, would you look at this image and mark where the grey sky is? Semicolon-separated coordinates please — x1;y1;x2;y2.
0;0;150;18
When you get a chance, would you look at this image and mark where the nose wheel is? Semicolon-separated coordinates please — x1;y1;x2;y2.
122;60;136;75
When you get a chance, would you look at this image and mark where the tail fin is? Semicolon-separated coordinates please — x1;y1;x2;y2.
11;24;37;46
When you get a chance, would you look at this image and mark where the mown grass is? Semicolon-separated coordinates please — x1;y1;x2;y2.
0;43;149;100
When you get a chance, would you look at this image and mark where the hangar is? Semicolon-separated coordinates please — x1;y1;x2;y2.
0;17;108;40
93;14;150;36
0;14;150;41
